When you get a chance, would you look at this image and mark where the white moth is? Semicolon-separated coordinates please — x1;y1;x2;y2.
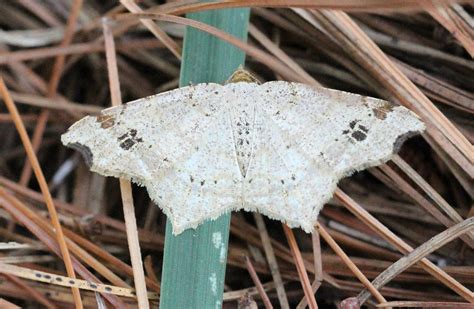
62;69;424;234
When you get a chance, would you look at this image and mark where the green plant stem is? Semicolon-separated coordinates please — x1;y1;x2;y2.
159;7;250;309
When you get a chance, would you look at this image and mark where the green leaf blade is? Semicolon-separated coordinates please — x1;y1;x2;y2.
159;7;250;309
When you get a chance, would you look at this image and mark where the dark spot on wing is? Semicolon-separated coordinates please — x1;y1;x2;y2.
67;142;93;167
105;287;112;292
200;180;205;186
55;277;63;282
359;125;368;133
280;180;285;184
351;130;367;141
117;129;143;150
190;176;194;183
96;114;115;129
345;120;370;141
291;174;296;181
69;280;75;284
35;273;42;278
349;120;360;129
118;133;128;141
120;138;135;150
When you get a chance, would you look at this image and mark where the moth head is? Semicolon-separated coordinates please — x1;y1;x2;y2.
225;68;261;84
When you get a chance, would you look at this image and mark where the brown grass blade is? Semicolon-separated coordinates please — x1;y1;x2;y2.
377;301;474;308
3;274;57;308
358;217;474;304
335;189;474;303
152;0;472;16
120;0;182;59
317;222;386;304
116;13;307;83
0;39;162;64
0;191;126;307
253;213;289;308
102;17;150;309
245;256;273;308
378;163;474;248
0;263;159;300
0;79;82;306
20;0;84;191
424;2;474;57
283;224;318;308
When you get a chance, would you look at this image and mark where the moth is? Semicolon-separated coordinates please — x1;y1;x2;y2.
62;69;425;234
